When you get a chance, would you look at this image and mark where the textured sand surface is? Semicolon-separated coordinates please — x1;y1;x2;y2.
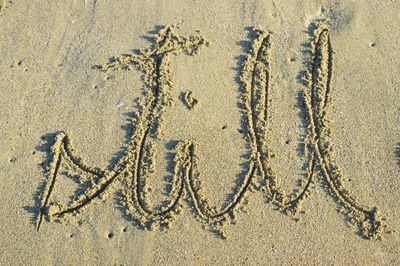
1;0;400;265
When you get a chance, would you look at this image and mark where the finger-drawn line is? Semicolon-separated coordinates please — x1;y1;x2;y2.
42;133;118;220
241;31;315;215
184;142;258;223
302;24;384;239
37;134;64;231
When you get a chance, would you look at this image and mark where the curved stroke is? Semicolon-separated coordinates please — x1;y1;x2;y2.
304;26;384;239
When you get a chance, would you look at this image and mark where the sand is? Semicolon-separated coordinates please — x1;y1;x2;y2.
1;0;400;265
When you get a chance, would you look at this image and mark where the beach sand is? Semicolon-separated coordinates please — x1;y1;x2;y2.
1;0;400;265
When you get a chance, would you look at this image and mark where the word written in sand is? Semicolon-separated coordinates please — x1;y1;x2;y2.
37;23;385;240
